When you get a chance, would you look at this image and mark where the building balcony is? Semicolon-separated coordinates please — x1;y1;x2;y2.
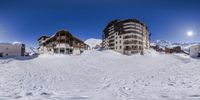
108;36;115;39
123;35;139;39
109;39;115;43
123;40;142;44
55;43;71;48
109;43;115;47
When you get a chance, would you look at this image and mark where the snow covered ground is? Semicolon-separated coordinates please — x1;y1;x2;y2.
0;50;200;100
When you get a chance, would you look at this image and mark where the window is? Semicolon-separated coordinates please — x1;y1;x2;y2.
120;40;121;43
116;41;117;44
120;46;122;49
60;48;65;54
125;46;130;50
119;36;121;38
6;48;8;50
69;49;73;53
0;53;2;57
54;48;59;53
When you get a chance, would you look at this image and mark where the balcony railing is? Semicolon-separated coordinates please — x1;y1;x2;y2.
109;42;115;46
109;39;115;43
123;35;138;39
124;47;143;51
123;40;143;45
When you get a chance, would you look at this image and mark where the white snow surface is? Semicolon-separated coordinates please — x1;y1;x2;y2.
84;38;102;49
0;50;200;100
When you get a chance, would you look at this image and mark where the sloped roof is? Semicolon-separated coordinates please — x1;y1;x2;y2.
39;30;88;46
38;35;50;41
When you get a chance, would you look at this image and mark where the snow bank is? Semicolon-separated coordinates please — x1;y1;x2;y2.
0;50;200;100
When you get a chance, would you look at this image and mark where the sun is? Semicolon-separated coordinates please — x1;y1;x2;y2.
187;31;193;37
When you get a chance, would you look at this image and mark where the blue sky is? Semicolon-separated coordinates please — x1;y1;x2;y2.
0;0;200;47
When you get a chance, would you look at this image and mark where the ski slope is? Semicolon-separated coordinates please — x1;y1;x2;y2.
0;50;200;100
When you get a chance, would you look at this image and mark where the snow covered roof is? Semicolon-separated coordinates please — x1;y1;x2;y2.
0;43;11;45
165;45;180;49
189;44;200;48
40;30;87;45
0;42;24;46
38;35;50;40
12;41;23;45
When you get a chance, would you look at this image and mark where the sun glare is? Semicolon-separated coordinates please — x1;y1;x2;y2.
187;31;193;37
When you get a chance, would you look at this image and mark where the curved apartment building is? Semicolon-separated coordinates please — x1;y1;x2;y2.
102;19;150;55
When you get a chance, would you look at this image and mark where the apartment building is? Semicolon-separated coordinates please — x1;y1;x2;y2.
0;42;25;57
38;30;89;54
102;19;150;55
189;44;200;57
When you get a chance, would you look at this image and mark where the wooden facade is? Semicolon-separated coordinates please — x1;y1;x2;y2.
38;30;89;54
165;46;182;54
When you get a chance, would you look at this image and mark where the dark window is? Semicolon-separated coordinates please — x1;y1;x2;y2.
119;36;121;38
120;46;122;49
54;48;59;53
116;41;117;44
69;49;73;53
120;40;121;43
66;48;70;54
126;46;129;48
60;48;65;53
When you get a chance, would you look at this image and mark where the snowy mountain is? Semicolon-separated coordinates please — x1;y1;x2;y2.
151;40;171;48
0;50;200;100
25;47;38;56
84;38;102;49
155;40;171;46
151;40;200;50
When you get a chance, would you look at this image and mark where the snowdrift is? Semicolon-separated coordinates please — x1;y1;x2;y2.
0;50;200;100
